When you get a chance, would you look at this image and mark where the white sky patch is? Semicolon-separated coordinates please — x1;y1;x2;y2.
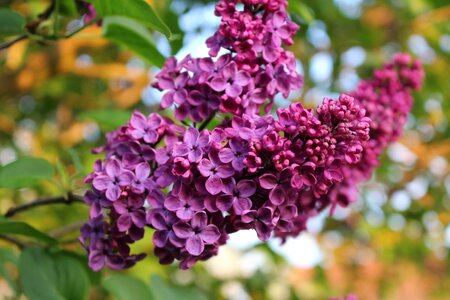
445;225;450;248
406;175;429;200
341;46;366;68
309;52;334;84
388;214;406;231
227;229;262;251
269;234;323;268
388;142;417;166
391;190;411;212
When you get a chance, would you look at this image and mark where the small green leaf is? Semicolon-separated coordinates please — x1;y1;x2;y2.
79;109;132;131
0;157;54;188
68;149;86;175
60;0;78;17
56;160;70;190
103;274;154;300
288;2;315;24
0;9;25;37
163;9;184;55
0;248;19;294
19;248;90;300
102;16;165;67
89;0;172;39
0;220;57;244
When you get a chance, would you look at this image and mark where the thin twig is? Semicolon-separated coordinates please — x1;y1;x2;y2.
199;112;217;131
0;234;26;249
4;193;84;218
0;35;28;50
0;0;55;51
49;220;86;238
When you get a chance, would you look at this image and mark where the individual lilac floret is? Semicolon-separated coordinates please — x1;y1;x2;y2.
173;128;210;163
198;150;235;195
128;111;163;144
83;189;110;218
173;212;221;256
92;158;133;201
217;178;256;214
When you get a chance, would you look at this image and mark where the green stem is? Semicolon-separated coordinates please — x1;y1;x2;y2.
53;0;60;36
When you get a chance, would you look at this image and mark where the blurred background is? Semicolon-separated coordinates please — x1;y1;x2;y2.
0;0;449;299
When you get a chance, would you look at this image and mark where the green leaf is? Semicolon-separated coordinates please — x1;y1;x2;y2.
68;149;86;175
56;160;70;190
79;109;132;131
103;274;154;300
288;2;315;24
0;157;55;188
102;16;165;67
60;0;78;17
0;9;25;37
59;250;101;286
0;248;19;295
89;0;172;39
149;275;207;300
19;248;90;300
0;220;57;244
163;9;184;55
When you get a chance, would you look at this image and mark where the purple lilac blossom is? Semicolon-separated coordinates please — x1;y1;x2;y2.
81;0;424;271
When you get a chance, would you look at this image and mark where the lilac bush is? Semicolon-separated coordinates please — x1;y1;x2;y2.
80;0;424;271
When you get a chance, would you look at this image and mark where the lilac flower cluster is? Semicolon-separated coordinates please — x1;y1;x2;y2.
325;53;424;210
80;0;423;271
276;53;424;241
152;0;302;121
81;93;370;269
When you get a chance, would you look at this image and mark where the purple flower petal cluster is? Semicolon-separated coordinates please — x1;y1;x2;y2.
153;0;302;121
81;93;371;270
81;0;424;271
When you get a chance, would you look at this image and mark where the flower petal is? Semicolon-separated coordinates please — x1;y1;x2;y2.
191;211;207;229
117;214;132;232
205;175;223;195
200;225;220;243
259;174;277;189
237;180;256;197
173;222;193;239
186;235;204;256
150;212;167;230
269;185;286;205
93;175;112;191
130;111;147;130
233;197;252;215
216;195;233;211
210;78;227;92
106;159;121;177
218;148;234;163
153;230;169;247
106;185;121;201
226;84;243;98
135;162;150;180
